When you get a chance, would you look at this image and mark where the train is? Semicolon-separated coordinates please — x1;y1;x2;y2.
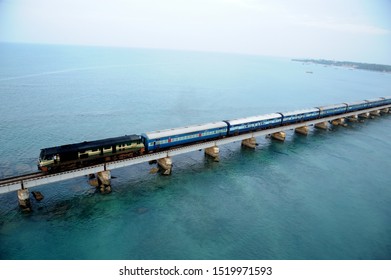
38;97;391;173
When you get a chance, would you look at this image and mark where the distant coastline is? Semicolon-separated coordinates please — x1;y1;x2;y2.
292;58;391;73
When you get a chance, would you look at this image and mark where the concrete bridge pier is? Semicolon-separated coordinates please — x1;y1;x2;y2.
359;112;370;119
271;131;286;141
205;146;220;161
242;137;257;148
381;108;389;114
370;110;381;117
347;115;359;122
97;170;112;193
295;126;309;135
331;118;346;126
88;171;112;193
157;157;172;175
17;187;31;212
315;121;328;130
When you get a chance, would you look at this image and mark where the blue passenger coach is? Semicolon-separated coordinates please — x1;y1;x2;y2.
280;108;320;125
365;97;387;108
345;100;369;112
383;96;391;105
142;122;228;152
225;113;282;135
317;104;347;117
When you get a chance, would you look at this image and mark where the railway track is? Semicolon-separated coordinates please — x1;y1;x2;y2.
0;172;44;186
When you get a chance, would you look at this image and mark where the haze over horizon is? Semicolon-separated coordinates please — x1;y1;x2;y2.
0;0;390;64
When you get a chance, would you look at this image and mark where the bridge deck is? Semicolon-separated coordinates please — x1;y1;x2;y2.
0;105;389;194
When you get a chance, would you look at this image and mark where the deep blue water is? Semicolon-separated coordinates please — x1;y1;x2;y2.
0;43;390;259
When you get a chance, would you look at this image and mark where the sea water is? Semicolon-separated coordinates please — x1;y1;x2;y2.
0;43;390;259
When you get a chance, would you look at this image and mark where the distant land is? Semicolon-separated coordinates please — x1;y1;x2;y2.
292;59;391;73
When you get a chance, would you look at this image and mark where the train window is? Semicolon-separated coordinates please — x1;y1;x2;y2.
104;146;111;150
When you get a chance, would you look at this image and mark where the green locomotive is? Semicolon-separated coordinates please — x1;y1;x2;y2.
38;135;145;173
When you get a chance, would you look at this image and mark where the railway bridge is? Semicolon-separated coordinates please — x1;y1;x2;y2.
0;104;390;211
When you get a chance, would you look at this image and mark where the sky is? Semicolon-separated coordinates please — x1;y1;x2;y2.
0;0;390;64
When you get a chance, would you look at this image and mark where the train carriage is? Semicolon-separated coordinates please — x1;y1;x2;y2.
317;103;347;117
225;113;282;135
280;108;320;125
365;97;386;108
142;122;228;152
382;96;391;105
345;100;369;112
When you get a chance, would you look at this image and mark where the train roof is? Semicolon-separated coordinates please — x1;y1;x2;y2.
317;103;347;110
142;121;228;140
365;97;385;102
41;135;140;156
278;108;319;117
344;100;368;106
225;113;282;126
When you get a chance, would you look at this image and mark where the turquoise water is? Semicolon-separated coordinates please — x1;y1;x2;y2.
0;43;390;259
